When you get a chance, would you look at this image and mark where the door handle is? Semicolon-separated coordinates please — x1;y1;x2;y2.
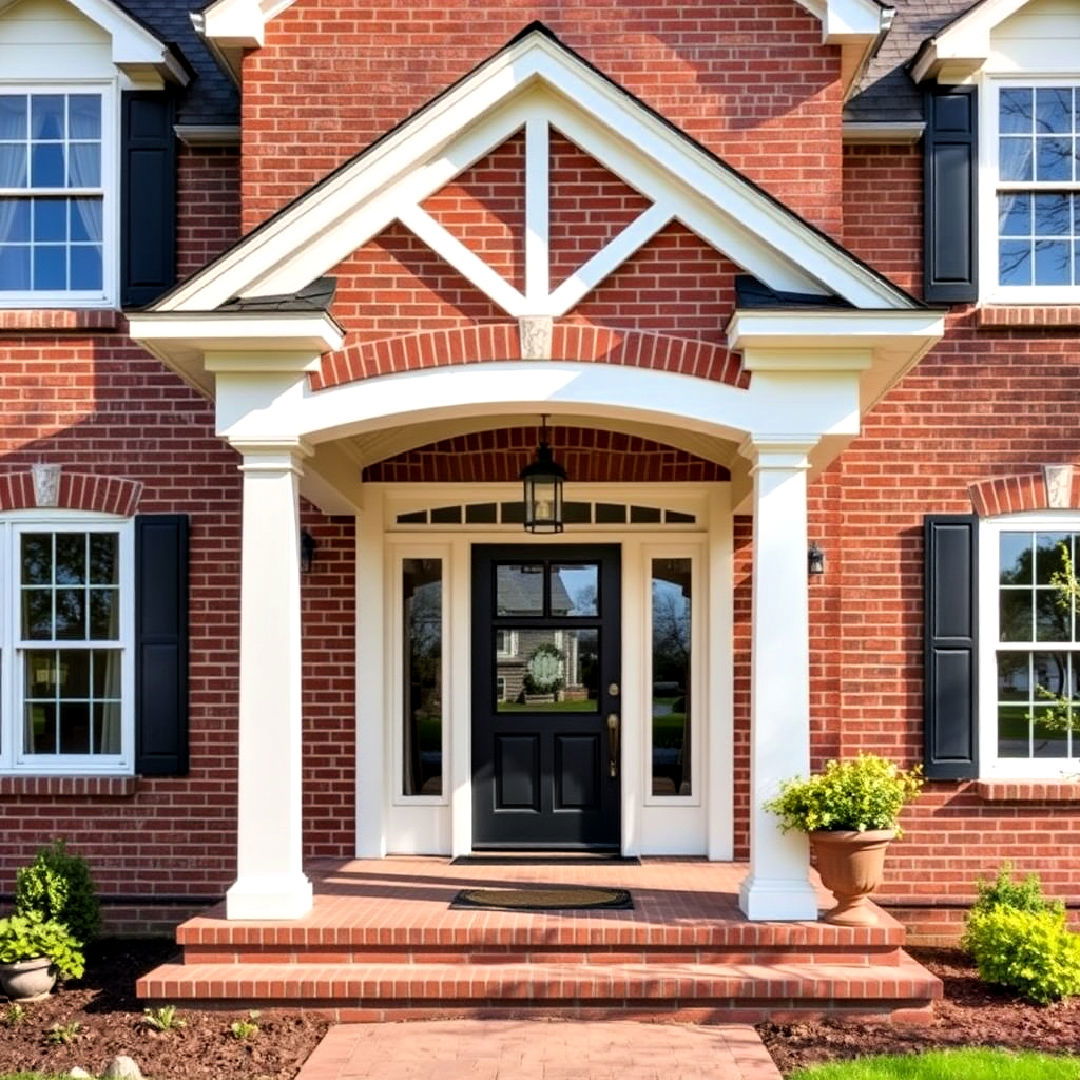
606;713;619;778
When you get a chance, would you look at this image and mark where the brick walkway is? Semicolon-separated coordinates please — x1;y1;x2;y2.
296;1020;783;1079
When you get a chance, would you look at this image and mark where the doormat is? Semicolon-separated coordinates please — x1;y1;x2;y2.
451;886;633;912
453;854;641;866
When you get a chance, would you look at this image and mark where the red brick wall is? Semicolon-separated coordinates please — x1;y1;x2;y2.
177;147;242;281
802;313;1080;937
363;426;730;483
0;148;357;927
241;1;843;235
842;144;922;295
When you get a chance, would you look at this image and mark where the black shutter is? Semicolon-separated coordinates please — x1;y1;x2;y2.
924;514;979;779
135;515;189;776
120;92;176;308
923;84;978;303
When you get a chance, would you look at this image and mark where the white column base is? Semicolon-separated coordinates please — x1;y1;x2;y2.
226;872;314;920
739;873;819;922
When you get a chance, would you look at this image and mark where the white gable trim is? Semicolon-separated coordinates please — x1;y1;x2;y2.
911;0;1031;83
155;29;917;315
0;0;187;84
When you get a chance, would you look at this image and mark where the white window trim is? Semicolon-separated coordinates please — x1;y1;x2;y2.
389;542;450;807
0;512;134;775
0;79;119;309
979;511;1080;779
643;542;703;807
980;76;1080;305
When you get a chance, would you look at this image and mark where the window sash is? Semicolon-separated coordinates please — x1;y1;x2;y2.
981;516;1080;777
0;83;115;306
0;517;133;773
987;79;1080;299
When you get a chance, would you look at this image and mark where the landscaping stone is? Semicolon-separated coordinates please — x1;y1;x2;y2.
103;1056;144;1080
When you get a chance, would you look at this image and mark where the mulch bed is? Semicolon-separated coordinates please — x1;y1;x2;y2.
759;947;1080;1075
0;940;328;1080
5;941;1080;1079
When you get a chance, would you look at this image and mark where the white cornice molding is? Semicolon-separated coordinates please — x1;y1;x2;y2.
0;0;189;85
155;29;917;318
175;124;241;147
842;120;925;145
126;311;344;395
911;0;1030;83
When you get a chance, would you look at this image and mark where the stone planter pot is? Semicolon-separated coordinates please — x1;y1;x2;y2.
0;956;57;1002
810;829;895;926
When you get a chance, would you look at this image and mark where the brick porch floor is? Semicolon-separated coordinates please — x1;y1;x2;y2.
138;858;941;1022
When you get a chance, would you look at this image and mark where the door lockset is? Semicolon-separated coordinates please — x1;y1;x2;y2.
608;682;619;697
606;713;620;778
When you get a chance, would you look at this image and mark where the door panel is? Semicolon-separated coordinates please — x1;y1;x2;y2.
472;544;621;850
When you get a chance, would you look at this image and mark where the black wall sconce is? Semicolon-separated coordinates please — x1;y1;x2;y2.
301;529;316;573
808;542;825;577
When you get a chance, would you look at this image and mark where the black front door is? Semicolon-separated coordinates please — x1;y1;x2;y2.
472;545;621;850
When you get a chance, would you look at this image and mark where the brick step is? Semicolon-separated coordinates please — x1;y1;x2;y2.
176;918;906;952
181;942;904;966
138;957;941;1023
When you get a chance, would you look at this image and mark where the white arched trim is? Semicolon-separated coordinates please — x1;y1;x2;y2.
215;361;865;452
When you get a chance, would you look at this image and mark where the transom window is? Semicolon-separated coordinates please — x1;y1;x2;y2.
0;518;133;773
985;522;1080;774
995;84;1080;291
0;89;109;301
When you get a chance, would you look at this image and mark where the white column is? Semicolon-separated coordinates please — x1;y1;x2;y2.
738;436;820;921
226;439;313;920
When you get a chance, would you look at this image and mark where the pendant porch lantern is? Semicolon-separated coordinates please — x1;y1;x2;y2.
520;416;566;534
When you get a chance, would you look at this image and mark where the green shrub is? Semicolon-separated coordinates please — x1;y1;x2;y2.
964;905;1080;1004
765;754;923;835
0;913;85;980
14;840;100;943
968;863;1064;919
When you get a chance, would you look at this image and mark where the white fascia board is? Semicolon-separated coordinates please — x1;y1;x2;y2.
792;0;890;39
910;0;1028;83
824;0;891;43
199;0;265;48
128;311;344;353
157;30;916;315
728;309;945;352
127;312;343;395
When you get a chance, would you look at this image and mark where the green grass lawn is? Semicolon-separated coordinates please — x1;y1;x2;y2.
790;1049;1080;1080
497;698;597;712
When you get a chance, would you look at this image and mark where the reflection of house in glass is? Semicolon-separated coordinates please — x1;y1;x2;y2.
494;566;599;712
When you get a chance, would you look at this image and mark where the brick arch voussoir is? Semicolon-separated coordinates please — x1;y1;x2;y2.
0;470;143;517
969;470;1080;517
312;324;747;390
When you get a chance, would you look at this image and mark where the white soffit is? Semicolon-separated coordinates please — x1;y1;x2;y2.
0;0;188;83
911;0;1031;83
154;27;918;315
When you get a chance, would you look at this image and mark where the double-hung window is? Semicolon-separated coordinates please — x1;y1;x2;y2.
993;82;1080;298
982;516;1080;776
0;517;133;774
0;87;112;304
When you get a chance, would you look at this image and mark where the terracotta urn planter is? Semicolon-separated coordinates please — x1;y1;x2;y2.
810;829;895;926
0;956;56;1002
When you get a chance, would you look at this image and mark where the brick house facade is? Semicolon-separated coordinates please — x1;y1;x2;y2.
0;0;1077;941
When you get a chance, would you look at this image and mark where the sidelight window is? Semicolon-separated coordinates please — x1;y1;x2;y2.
649;556;694;798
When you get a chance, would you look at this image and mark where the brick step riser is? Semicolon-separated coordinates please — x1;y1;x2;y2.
181;946;905;967
135;998;936;1025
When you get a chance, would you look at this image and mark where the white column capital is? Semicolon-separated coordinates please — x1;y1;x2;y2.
231;438;313;475
738;435;819;470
